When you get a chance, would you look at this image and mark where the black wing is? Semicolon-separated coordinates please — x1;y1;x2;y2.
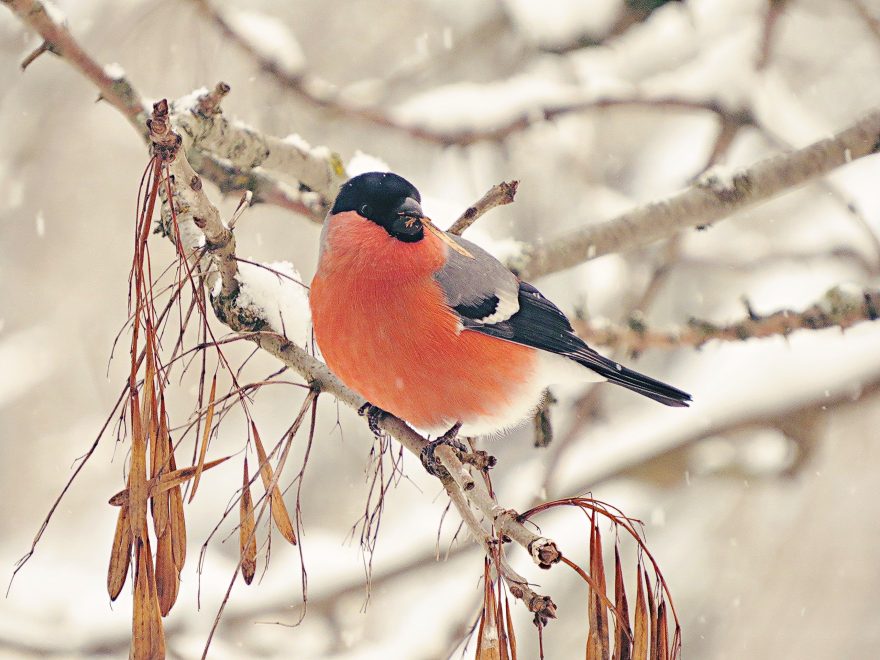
461;282;692;408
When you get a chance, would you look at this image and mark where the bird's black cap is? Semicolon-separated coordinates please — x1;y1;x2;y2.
331;172;425;242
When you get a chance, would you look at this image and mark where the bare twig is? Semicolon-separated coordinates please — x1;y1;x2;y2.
447;181;519;236
517;109;880;279
573;285;880;352
435;446;561;570
441;465;557;624
3;0;146;129
757;123;880;269
756;0;791;70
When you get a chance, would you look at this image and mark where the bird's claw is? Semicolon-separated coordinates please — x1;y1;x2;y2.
420;422;469;477
358;403;387;436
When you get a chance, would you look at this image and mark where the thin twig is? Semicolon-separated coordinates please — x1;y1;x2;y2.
3;0;146;128
447;181;519;236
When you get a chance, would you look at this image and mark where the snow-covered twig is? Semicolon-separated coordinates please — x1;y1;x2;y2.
517;109;880;279
172;84;347;202
12;0;880;288
574;285;880;353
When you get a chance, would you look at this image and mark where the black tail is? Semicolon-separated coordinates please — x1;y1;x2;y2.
573;352;692;408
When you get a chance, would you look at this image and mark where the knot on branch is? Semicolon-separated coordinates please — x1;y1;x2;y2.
196;82;231;117
528;537;562;569
147;100;181;162
524;591;558;626
697;166;753;204
211;290;267;333
459;448;497;472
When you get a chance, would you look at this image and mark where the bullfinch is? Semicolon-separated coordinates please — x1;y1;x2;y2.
310;172;691;446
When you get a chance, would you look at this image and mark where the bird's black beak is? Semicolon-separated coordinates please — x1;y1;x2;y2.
393;196;476;258
390;196;425;238
396;196;424;220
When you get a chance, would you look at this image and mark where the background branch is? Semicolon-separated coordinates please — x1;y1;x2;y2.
4;0;146;128
517;111;880;279
573;285;880;353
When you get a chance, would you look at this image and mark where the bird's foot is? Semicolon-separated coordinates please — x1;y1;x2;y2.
420;422;470;477
358;402;387;437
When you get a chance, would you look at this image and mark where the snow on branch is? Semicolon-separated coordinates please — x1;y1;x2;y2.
574;286;880;353
516;110;880;279
11;0;880;287
172;83;347;202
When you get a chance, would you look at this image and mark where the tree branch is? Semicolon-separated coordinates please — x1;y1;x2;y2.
573;285;880;353
12;0;880;286
516;109;880;279
3;0;146;130
171;84;347;202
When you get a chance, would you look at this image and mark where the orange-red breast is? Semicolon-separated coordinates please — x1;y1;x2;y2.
310;172;691;437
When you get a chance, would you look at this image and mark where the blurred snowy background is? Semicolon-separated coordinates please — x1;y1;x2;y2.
2;0;880;657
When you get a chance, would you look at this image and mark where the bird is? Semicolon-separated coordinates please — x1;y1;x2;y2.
309;172;691;456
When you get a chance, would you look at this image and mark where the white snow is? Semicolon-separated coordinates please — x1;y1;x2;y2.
503;0;622;48
172;86;209;113
392;75;583;133
235;259;310;344
103;62;125;80
347;150;390;177
41;0;66;25
281;133;333;164
227;9;305;73
282;132;313;153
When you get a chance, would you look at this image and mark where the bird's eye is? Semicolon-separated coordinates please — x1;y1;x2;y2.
359;204;372;217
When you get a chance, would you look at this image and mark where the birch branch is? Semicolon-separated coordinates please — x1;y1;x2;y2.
574;285;880;353
516;109;880;279
171;84;347;201
441;465;557;624
188;150;325;223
